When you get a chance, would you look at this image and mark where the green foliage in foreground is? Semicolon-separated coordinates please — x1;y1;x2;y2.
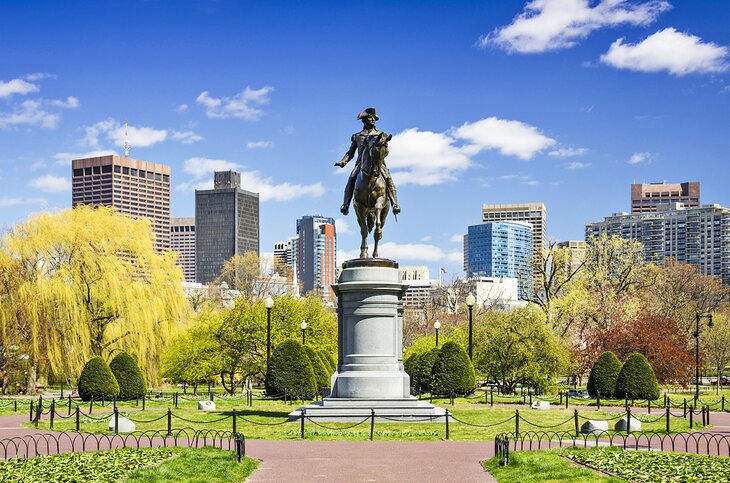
483;449;620;483
563;447;730;482
126;447;258;482
78;356;120;401
0;447;173;482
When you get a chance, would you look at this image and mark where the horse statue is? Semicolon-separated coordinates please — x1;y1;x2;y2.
353;132;392;258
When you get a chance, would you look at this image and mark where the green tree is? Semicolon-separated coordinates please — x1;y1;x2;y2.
78;356;120;401
267;340;317;398
412;348;440;392
318;350;336;374
161;317;221;393
705;312;730;393
586;351;622;399
305;346;330;390
109;352;147;399
430;342;476;396
474;307;571;394
615;352;660;400
0;206;188;387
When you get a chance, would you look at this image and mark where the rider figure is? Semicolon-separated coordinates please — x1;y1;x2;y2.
335;107;400;216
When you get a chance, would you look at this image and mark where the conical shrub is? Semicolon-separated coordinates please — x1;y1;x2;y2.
305;346;330;390
109;352;147;399
430;342;476;396
587;351;622;399
266;340;317;398
78;356;120;401
615;352;660;400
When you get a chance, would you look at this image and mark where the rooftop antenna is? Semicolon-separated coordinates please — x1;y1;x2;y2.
123;118;131;157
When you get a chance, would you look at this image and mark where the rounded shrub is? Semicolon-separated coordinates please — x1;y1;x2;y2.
78;356;120;401
587;351;622;399
267;340;317;398
109;352;147;399
305;346;330;390
318;350;336;374
403;352;419;388
412;348;440;392
615;352;661;400
430;342;476;396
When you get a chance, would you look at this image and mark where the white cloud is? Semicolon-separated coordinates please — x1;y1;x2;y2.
247;140;274;149
420;235;433;242
171;130;203;144
0;196;47;207
601;28;729;75
84;119;200;148
176;104;189;112
627;151;654;164
28;174;70;192
0;78;39;98
335;218;351;235
388;116;555;186
49;96;80;108
481;0;671;53
449;234;464;243
374;242;464;264
549;147;588;157
196;86;274;120
0;100;59;129
178;157;325;201
24;73;55;81
498;174;540;185
452;117;556;160
53;150;117;165
565;161;591;169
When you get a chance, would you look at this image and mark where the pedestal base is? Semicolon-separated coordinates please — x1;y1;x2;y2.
290;397;446;422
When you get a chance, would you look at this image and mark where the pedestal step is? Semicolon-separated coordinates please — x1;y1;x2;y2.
289;400;447;422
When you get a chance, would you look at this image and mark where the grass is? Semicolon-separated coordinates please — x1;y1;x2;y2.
25;400;699;441
483;449;621;483
125;447;258;482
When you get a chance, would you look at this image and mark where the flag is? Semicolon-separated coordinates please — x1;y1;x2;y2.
440;267;447;274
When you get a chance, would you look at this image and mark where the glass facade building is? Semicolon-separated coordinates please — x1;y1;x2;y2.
296;215;336;303
464;221;533;299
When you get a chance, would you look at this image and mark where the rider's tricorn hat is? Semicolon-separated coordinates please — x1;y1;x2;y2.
357;107;379;121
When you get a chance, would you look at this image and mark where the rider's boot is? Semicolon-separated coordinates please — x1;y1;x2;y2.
341;177;355;216
386;177;400;215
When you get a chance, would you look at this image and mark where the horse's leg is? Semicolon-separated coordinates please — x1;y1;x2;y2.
355;205;369;259
372;205;382;258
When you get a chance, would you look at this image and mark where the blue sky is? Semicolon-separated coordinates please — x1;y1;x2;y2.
2;0;729;278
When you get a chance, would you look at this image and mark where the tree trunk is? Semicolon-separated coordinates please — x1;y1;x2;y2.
26;365;37;395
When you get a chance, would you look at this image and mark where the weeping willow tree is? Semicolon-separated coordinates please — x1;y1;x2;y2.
0;206;188;388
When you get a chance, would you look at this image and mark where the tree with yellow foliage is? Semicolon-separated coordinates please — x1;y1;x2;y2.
0;206;188;390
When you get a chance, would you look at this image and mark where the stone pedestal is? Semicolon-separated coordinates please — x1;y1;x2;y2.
291;259;445;421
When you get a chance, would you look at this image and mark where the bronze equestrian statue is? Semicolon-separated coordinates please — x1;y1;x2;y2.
335;108;400;258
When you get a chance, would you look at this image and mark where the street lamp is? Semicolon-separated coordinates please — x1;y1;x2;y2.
264;295;274;390
434;320;441;347
694;313;714;402
466;292;476;361
301;320;308;345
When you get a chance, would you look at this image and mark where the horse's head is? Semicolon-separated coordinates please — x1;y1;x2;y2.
365;133;391;172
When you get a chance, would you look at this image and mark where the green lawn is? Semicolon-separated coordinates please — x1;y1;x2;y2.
483;449;621;483
26;400;699;441
125;447;258;482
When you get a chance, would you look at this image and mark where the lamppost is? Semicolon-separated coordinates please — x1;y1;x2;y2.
434;320;441;347
694;313;714;402
264;295;274;390
301;320;308;345
466;292;476;361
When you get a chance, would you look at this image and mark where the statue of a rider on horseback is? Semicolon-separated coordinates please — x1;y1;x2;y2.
335;108;400;259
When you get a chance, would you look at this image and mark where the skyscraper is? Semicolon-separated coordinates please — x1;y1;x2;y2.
195;171;259;284
296;215;336;303
71;155;171;252
481;203;546;257
171;217;196;282
586;203;730;285
631;181;700;213
464;221;533;298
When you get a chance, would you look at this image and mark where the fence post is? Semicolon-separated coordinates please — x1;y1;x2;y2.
596;391;601;410
648;398;651;414
485;390;488;404
67;395;71;415
50;399;55;430
565;392;569;409
689;405;694;429
175;392;178;409
113;396;117;410
75;406;80;431
29;400;34;421
13;399;17;412
491;388;494;407
300;408;306;439
89;397;93;414
114;407;119;434
574;409;579;437
209;391;213;403
559;390;563;406
723;395;726;412
665;406;670;433
626;406;632;436
529;390;533;407
450;389;455;406
167;407;172;436
445;409;450;440
706;406;711;426
136;393;139;407
683;398;687;418
664;393;668;408
515;409;520;437
102;394;105;407
232;408;237;435
370;409;375;441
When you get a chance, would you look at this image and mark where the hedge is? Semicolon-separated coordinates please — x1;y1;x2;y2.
78;357;120;401
266;340;317;398
411;348;440;392
615;352;660;400
109;352;147;399
587;351;622;399
430;342;476;396
305;346;330;390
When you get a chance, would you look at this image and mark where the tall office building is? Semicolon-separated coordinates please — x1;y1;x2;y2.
273;236;299;276
557;240;588;271
171;217;196;282
482;203;546;257
71;155;171;252
464;221;533;298
586;203;730;285
631;181;699;213
195;171;259;284
296;215;336;303
399;266;434;309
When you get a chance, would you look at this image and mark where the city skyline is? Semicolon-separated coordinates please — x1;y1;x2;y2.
2;1;729;278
